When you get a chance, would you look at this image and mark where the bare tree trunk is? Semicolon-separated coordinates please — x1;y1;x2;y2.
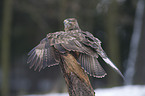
1;0;13;96
134;1;145;84
59;53;95;96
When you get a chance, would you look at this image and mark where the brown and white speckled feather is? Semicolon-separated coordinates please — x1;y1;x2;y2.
78;53;107;78
27;38;60;71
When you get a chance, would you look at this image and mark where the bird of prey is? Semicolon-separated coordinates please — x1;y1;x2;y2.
27;18;124;79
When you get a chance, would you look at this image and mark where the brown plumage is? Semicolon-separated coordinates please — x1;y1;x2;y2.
27;18;124;79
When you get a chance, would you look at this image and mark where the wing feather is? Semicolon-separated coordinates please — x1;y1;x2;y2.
54;44;66;53
49;32;98;57
34;57;41;71
81;31;124;79
61;40;83;52
27;37;60;71
27;50;36;63
47;45;59;67
38;60;43;71
78;53;107;78
60;39;98;57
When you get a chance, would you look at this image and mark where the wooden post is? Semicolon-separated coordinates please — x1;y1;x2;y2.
59;53;95;96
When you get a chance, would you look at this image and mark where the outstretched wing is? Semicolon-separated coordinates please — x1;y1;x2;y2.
27;37;60;71
81;31;124;79
78;53;107;78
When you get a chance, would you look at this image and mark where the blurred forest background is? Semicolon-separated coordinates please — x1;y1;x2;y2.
0;0;145;96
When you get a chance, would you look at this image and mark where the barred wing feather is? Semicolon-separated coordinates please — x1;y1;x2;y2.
78;53;107;78
50;33;98;58
27;38;60;71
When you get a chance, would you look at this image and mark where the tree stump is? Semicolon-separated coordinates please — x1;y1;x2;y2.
59;53;95;96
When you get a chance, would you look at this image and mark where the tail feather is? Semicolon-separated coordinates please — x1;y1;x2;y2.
102;57;125;80
97;46;125;80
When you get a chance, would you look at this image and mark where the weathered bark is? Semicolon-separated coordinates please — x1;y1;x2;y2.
59;53;95;96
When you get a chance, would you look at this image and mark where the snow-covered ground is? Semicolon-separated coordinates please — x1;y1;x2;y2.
24;85;145;96
95;85;145;96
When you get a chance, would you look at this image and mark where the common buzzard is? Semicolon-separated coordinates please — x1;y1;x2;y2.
27;18;124;79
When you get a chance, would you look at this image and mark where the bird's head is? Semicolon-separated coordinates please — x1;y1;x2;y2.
64;18;80;32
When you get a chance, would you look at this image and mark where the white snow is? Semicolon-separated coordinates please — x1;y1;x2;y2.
95;85;145;96
23;85;145;96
